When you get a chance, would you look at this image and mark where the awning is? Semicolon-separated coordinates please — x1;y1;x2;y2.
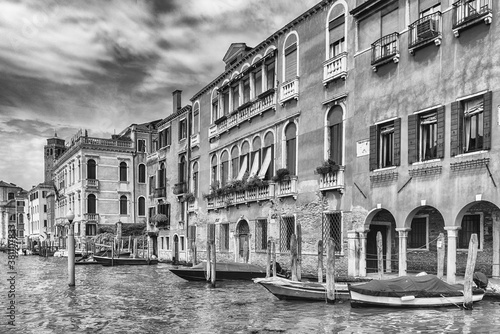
258;147;272;178
236;155;248;180
249;151;260;177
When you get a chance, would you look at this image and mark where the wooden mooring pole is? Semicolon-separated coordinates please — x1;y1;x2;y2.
211;240;217;288
266;239;272;278
377;231;383;279
437;233;445;279
464;233;478;310
318;240;324;283
290;234;298;281
272;240;277;277
326;238;335;303
297;224;302;281
206;242;211;282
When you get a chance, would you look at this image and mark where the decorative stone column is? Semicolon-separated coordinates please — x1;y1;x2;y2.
396;228;410;277
347;230;358;277
444;226;460;284
358;229;369;277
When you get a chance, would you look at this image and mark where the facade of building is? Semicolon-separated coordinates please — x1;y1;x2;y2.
26;183;53;245
146;90;192;263
182;0;499;282
0;181;27;247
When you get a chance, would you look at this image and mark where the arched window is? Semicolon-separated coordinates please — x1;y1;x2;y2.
138;164;146;183
211;89;219;124
87;194;96;214
250;137;261;177
220;151;229;186
192;162;199;197
211;155;217;186
120;195;127;215
237;141;250;180
87;159;96;180
328;106;343;165
259;132;275;180
119;162;127;182
326;5;345;60
138;197;145;216
158;163;165;188
179;155;187;184
193;102;200;134
231;146;239;180
285;123;297;175
283;33;298;82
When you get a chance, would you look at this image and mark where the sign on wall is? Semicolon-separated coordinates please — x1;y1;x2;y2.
356;139;369;157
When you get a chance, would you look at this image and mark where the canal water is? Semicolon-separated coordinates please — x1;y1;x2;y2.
2;254;500;334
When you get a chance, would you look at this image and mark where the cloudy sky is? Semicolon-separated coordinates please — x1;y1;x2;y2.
0;0;319;191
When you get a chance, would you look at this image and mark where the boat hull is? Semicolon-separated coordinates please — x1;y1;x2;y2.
170;262;267;281
255;277;350;301
93;255;158;266
349;290;484;308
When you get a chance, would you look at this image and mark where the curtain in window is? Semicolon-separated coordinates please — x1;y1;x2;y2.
420;112;437;160
464;97;484;152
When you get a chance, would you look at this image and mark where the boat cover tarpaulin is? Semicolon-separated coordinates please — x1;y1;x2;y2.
192;261;265;273
349;275;481;298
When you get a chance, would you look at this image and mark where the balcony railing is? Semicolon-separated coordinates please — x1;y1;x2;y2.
82;136;132;148
276;177;298;198
206;183;275;210
323;52;347;85
371;32;400;71
408;12;442;54
84;213;99;222
188;199;198;212
85;179;99;189
319;167;345;192
208;90;277;139
154;187;166;198
173;182;187;195
452;0;492;36
279;78;299;105
190;133;200;148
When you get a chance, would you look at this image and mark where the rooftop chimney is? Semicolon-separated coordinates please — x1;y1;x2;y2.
172;90;182;114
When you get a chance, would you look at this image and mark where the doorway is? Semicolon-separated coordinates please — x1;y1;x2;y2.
237;220;250;263
366;224;387;273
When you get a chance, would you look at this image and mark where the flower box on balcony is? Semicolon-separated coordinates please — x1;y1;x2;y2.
258;88;276;100
237;101;253;111
315;159;341;175
214;115;227;125
271;168;291;183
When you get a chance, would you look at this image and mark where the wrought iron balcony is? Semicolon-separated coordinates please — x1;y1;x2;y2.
279;78;299;105
452;0;492;37
323;52;347;85
408;12;442;55
371;32;400;71
318;166;345;192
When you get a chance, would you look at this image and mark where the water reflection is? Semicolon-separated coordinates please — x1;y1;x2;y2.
1;254;500;333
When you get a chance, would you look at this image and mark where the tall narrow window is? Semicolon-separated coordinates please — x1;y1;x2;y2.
87;159;96;180
138;197;145;216
223;89;230;116
242;77;250;103
258;133;274;181
120;195;127;215
179;119;187;141
211;155;217;185
193;104;200;133
87;194;96;214
285;123;297;175
166;127;172;146
231;84;240;111
328;106;343;165
284;35;298;82
212;96;219;123
158;163;165;188
254;69;262;96
250;137;261;177
192;162;199;197
220;151;229;187
458;214;481;249
138;164;146;183
119;162;127;182
137;139;146;153
420;112;438;160
179;155;187;184
322;212;342;253
408;217;427;249
379;123;394;168
231;147;239;180
463;97;484;152
328;11;345;59
265;60;275;91
280;215;295;252
408;108;444;164
255;219;268;251
237;141;250;180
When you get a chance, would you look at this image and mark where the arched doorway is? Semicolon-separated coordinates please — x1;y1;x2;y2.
173;235;179;264
365;209;396;274
236;220;250;263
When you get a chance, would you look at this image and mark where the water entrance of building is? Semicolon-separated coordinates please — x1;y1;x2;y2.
366;224;387;273
237;220;249;263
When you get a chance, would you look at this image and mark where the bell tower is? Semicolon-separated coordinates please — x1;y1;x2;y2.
44;132;66;184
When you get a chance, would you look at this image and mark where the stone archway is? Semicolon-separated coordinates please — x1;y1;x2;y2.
364;209;396;274
236;220;250;263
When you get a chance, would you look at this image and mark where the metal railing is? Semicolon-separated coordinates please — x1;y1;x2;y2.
371;32;399;66
452;0;492;29
408;12;442;51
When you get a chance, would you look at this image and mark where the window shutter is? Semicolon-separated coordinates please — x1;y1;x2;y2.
369;125;378;171
393;118;401;166
450;101;461;156
483;91;492;150
407;114;418;164
285;44;297;82
436;106;445;158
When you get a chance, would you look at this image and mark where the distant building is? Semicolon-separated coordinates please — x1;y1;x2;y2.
0;181;27;247
26;183;53;246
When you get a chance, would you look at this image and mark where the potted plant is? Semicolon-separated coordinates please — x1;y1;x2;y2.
182;192;196;203
271;168;291;183
315;159;340;175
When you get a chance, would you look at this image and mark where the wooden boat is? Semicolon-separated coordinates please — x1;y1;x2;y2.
348;274;485;308
170;261;267;281
254;276;370;301
93;250;157;266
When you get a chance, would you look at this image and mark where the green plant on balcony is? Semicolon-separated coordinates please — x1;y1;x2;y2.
151;213;169;229
315;159;340;175
271;168;291;183
181;192;195;203
245;176;269;190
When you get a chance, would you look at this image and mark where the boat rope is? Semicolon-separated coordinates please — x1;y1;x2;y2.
439;294;461;309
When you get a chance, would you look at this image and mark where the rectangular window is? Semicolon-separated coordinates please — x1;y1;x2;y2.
223;90;230;115
463;97;484;152
419;112;438;160
408;217;427;249
379;123;394;168
160;237;164;250
266;61;275;91
231;157;239;180
180;236;185;251
212;99;219;123
137;139;146;153
255;219;268;251
178;119;187;141
284;44;297;82
193;171;198;197
459;214;481;249
221;160;229;187
322;212;342;253
44;220;47;228
329;38;345;59
279;216;295;252
254;69;262;96
166;127;171;146
166;237;170;250
42;191;47;198
86;223;97;236
220;223;230;251
149;176;155;195
242;77;250;103
232;84;240;110
329;15;345;58
44;205;47;213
